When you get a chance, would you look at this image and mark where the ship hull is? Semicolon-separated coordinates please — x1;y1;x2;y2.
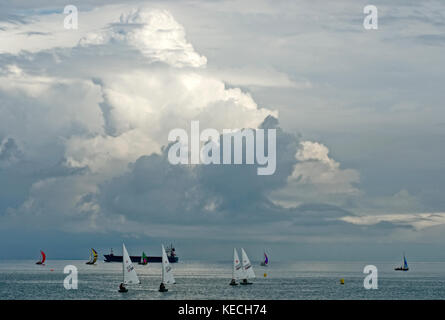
104;254;178;263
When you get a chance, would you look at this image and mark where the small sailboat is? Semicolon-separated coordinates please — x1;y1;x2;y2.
118;243;140;293
159;244;175;292
138;252;148;265
230;248;243;286
36;250;46;265
240;248;255;285
395;253;409;271
260;249;269;267
86;248;98;265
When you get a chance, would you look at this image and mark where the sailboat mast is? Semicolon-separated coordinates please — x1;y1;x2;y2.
232;248;236;279
122;243;125;283
161;245;165;283
162;260;165;283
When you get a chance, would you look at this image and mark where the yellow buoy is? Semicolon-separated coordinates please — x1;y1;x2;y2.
264;273;267;277
340;278;345;285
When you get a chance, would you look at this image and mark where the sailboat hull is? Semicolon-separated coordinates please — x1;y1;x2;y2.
394;267;409;271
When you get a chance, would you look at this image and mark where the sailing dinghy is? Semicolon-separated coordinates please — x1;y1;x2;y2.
86;248;98;265
159;244;175;292
118;243;140;293
260;249;269;267
240;248;255;285
395;253;409;271
36;250;46;265
230;248;243;286
138;252;148;265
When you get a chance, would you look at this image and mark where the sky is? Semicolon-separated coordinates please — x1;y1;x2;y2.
0;0;444;262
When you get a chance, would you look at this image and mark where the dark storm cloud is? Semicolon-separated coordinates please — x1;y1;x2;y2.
197;116;298;210
93;113;417;240
0;152;89;218
97;116;295;223
96;116;367;233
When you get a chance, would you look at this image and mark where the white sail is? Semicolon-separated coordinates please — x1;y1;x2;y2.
232;248;243;280
161;244;175;284
241;248;255;279
122;243;140;285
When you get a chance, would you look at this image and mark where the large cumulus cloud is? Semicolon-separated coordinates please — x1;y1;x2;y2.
97;116;300;224
0;7;279;233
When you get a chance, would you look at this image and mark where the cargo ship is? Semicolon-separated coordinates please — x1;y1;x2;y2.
103;244;179;263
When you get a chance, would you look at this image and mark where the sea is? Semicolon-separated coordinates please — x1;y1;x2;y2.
1;260;445;300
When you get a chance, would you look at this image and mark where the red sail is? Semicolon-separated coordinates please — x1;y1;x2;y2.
40;250;46;264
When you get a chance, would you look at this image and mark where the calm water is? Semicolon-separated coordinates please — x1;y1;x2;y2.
1;260;445;299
